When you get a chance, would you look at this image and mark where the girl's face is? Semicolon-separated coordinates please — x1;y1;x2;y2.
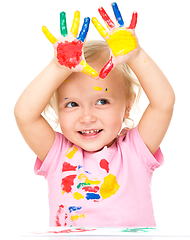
57;68;130;152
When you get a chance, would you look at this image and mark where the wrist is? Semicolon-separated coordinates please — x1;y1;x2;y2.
126;46;143;65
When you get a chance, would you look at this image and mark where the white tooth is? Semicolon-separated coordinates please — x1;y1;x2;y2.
90;130;93;133
86;131;90;133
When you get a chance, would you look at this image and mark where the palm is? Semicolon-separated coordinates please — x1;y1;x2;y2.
92;2;139;78
42;11;98;79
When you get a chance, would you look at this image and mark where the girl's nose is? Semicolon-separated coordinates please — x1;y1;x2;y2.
79;111;97;123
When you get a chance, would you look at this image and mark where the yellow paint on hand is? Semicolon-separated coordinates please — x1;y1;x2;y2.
100;173;120;199
71;214;85;221
106;28;137;57
71;11;80;37
94;86;103;91
78;173;101;185
92;17;108;38
62;190;66;195
65;146;78;159
73;192;84;200
80;60;98;78
42;26;57;44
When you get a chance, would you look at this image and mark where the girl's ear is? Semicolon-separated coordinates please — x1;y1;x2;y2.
124;93;136;119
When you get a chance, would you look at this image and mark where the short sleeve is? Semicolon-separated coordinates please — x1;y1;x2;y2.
121;126;164;170
34;131;66;178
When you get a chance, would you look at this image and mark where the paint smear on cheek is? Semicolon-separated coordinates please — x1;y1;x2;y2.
106;29;137;57
57;41;83;68
100;159;109;173
100;173;120;199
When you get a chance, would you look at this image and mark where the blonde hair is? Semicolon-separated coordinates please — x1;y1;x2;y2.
43;40;142;128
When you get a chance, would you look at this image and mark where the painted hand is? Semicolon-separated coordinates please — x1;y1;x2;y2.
42;11;98;79
92;2;139;78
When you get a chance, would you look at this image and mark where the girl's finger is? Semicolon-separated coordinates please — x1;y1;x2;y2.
77;17;90;42
92;17;108;38
70;11;80;37
98;7;115;29
60;11;68;37
42;26;57;44
112;2;124;27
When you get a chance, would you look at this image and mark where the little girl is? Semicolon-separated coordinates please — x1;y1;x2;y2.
14;3;175;227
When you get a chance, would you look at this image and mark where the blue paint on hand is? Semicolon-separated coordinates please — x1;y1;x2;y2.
86;193;101;200
112;2;124;27
77;17;90;42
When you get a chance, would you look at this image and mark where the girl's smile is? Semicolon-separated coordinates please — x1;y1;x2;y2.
57;67;130;152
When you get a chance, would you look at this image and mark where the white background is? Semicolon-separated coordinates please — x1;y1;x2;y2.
0;0;190;235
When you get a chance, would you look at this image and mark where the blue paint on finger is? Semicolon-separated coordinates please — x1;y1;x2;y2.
77;17;90;42
112;2;124;27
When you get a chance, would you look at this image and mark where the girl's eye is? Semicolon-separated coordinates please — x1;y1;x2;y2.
66;102;79;108
96;99;109;105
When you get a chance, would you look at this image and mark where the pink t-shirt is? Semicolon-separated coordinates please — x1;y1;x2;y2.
34;126;164;227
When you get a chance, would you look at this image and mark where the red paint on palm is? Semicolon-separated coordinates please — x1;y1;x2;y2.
57;40;83;68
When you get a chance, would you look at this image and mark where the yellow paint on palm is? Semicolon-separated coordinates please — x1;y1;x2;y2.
92;17;108;38
100;173;120;199
80;60;98;78
42;26;57;44
71;11;80;37
106;28;137;57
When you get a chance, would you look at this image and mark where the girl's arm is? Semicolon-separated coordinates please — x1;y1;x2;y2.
14;61;71;161
92;2;175;154
127;49;175;155
14;11;98;161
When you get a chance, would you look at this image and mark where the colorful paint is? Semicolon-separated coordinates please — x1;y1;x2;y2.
121;228;156;233
55;204;64;226
98;7;115;29
57;41;83;68
47;228;96;234
86;192;101;200
65;146;78;159
68;206;82;213
112;2;124;27
78;173;101;185
106;29;138;57
100;173;120;199
61;174;77;193
71;214;85;221
42;26;57;44
99;56;114;79
128;12;138;29
76;17;90;42
92;17;108;38
82;186;99;193
73;192;84;200
80;60;98;78
62;162;77;172
71;11;80;37
99;159;109;173
94;86;103;91
60;11;68;37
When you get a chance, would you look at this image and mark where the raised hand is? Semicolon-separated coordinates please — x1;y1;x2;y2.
92;2;139;78
42;11;98;79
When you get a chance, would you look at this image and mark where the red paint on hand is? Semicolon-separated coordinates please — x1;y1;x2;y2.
99;56;114;79
100;159;109;173
62;162;77;172
57;40;83;68
61;175;77;193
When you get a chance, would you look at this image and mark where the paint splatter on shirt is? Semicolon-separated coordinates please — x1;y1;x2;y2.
34;127;164;227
